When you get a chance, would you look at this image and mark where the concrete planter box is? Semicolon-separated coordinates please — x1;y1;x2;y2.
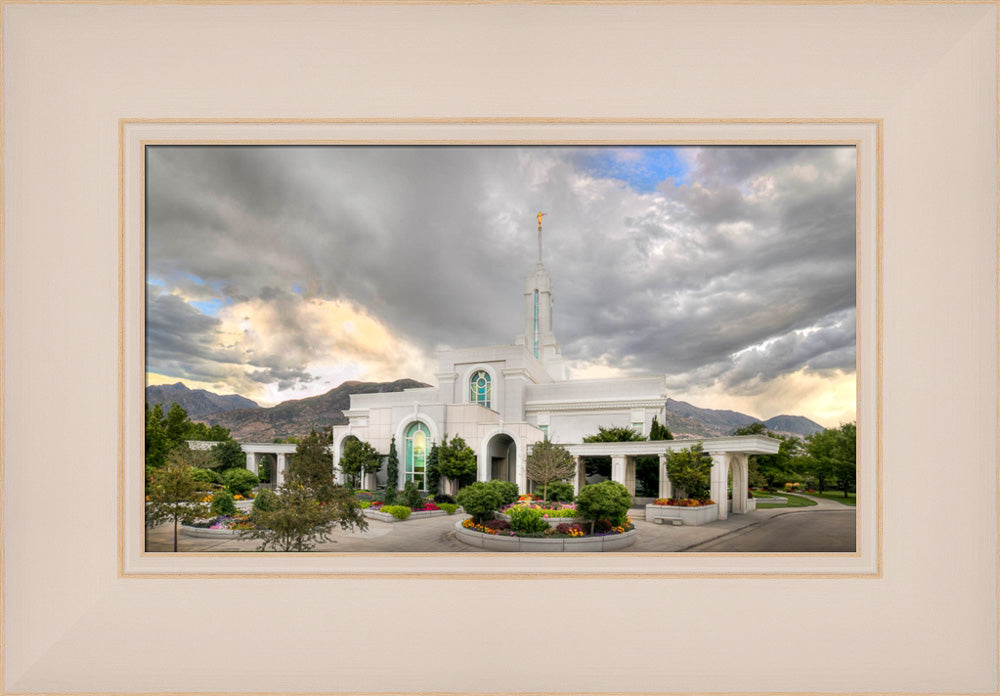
455;521;637;552
495;511;584;528
363;507;452;523
645;503;718;526
180;524;244;538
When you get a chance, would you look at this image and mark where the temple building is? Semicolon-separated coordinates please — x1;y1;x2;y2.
319;214;780;519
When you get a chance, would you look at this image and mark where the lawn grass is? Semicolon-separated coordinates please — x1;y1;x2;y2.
799;490;857;506
754;493;817;509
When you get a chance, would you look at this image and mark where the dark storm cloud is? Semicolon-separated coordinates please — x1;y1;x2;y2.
145;144;856;401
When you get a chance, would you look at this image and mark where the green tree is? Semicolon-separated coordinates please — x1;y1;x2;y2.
288;429;339;502
209;438;244;470
648;416;673;441
243;482;367;551
425;442;440;496
575;481;632;533
145;403;173;471
802;422;856;497
384;437;400;504
437;435;477;489
338;438;381;490
583;425;647;443
145;462;211;552
663;444;713;501
525;439;575;501
733;423;801;491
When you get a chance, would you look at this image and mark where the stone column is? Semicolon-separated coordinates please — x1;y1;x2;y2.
516;449;528;495
477;450;490;483
610;455;627;487
624;456;636;497
245;451;258;475
275;453;287;487
572;456;582;495
658;454;672;499
710;453;730;520
732;454;749;514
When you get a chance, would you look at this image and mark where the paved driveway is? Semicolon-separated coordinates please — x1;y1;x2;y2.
145;496;856;553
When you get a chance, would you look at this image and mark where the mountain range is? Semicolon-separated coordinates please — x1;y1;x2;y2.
146;380;824;442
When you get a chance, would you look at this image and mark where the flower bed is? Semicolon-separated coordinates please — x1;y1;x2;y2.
180;514;256;538
362;502;458;523
645;500;718;526
496;501;583;528
455;519;637;552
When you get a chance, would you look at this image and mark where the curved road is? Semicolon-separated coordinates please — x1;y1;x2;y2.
681;508;856;552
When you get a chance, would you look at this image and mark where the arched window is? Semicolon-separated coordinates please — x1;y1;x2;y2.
469;370;492;409
404;421;431;490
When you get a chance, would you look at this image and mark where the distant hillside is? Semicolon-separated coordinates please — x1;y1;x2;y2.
146;382;259;419
197;379;430;441
762;414;824;437
146;380;825;442
665;399;824;438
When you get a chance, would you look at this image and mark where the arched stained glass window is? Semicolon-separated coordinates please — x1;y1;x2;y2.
404;421;430;490
469;370;491;409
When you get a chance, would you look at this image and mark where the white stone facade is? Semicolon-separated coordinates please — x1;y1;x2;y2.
332;254;672;495
329;229;780;521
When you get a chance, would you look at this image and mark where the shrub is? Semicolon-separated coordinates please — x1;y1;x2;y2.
438;502;458;515
432;493;456;504
575;481;632;529
455;481;505;523
545;481;575;503
487;480;519;506
222;468;260;497
189;467;222;485
380;505;411;520
508;505;548;534
383;486;398;505
402;480;424;510
252;488;278;514
482;518;511;532
210;489;237;516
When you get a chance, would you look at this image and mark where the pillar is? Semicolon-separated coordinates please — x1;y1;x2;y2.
477;450;490;483
572;456;582;495
731;454;749;514
516;450;528;495
624;456;636;497
658;454;672;499
245;451;258;475
275;453;287;487
710;453;730;520
610;455;627;487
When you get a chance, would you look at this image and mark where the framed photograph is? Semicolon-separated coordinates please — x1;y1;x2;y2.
4;2;996;694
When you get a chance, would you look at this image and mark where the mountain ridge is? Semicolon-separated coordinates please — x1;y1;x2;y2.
146;381;826;442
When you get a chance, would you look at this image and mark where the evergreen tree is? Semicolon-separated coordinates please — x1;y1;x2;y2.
384;436;400;504
425;442;440;496
649;416;673;440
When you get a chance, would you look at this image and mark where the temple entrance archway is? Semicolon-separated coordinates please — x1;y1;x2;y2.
486;433;516;483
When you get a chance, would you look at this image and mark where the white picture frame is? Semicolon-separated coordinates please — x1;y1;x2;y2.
3;2;996;694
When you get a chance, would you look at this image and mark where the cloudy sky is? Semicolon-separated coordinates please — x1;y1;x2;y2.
145;144;856;427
